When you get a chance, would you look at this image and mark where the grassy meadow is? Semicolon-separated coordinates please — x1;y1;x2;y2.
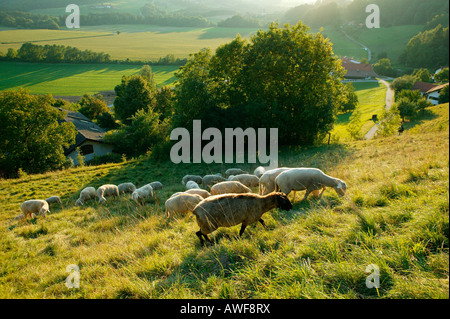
0;103;448;299
332;81;388;141
0;62;178;96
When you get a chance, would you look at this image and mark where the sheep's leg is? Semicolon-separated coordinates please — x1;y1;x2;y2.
203;233;212;244
301;189;312;202
239;224;247;237
318;187;326;198
258;218;268;230
196;230;205;246
292;191;297;203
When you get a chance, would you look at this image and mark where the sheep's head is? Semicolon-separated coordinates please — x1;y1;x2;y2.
334;180;347;197
275;193;293;211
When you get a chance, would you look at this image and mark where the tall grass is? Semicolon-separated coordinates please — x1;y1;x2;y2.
0;104;448;299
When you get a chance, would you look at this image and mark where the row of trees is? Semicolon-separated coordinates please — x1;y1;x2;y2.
285;0;449;28
0;43;188;66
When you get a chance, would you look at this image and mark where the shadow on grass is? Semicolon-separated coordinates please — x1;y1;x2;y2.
403;109;439;131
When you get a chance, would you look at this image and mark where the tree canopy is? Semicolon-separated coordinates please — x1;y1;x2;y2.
172;22;347;146
0;89;76;177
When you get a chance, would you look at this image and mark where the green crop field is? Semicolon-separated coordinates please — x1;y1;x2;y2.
0;103;448;299
0;62;178;96
0;26;261;61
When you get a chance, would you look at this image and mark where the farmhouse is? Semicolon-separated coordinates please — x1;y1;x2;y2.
340;56;377;80
411;81;438;96
58;109;114;165
424;83;449;105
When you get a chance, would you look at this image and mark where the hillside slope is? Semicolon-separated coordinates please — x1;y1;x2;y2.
0;104;448;299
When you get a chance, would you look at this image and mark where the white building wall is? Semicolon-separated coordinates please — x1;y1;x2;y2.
68;141;114;166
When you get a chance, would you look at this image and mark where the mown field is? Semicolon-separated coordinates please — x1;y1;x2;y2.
331;81;388;141
0;62;178;96
0;103;448;299
0;26;261;61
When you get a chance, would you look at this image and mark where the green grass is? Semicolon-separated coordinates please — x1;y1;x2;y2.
0;104;448;299
332;80;387;141
345;25;424;64
0;61;178;96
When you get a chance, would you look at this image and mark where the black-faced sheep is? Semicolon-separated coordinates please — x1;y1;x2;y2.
192;192;292;246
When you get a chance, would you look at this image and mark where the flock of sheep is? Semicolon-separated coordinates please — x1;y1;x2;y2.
15;166;347;246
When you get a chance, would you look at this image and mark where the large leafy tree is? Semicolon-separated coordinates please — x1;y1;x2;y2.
173;22;347;146
113;75;156;124
0;89;76;177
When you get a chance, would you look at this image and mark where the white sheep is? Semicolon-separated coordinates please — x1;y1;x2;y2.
259;167;292;195
210;181;252;196
253;166;266;178
186;180;200;189
182;175;203;186
170;189;211;200
202;174;226;188
185;189;211;199
118;183;136;195
132;184;154;204
230;174;260;188
96;184;119;204
165;193;204;218
149;181;163;191
225;168;248;177
20;200;50;219
275;168;347;202
192;192;293;246
75;187;96;206
45;196;63;209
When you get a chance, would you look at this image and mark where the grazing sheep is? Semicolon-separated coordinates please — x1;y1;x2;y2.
253;166;266;178
165;193;204;218
118;183;136;195
182;175;203;186
20;200;50;219
75;187;96;206
132;185;154;204
96;184;119;204
225;168;248;177
45;196;63;209
259;167;292;195
149;181;163;191
186;180;200;190
210;181;252;196
202;174;226;188
231;174;260;188
227;175;235;181
275;168;347;202
185;189;211;199
192;192;293;246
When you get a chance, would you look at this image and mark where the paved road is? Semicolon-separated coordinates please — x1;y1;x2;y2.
340;29;372;62
364;79;394;140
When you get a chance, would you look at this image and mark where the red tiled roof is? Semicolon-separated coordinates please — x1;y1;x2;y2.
340;57;377;79
412;81;438;93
